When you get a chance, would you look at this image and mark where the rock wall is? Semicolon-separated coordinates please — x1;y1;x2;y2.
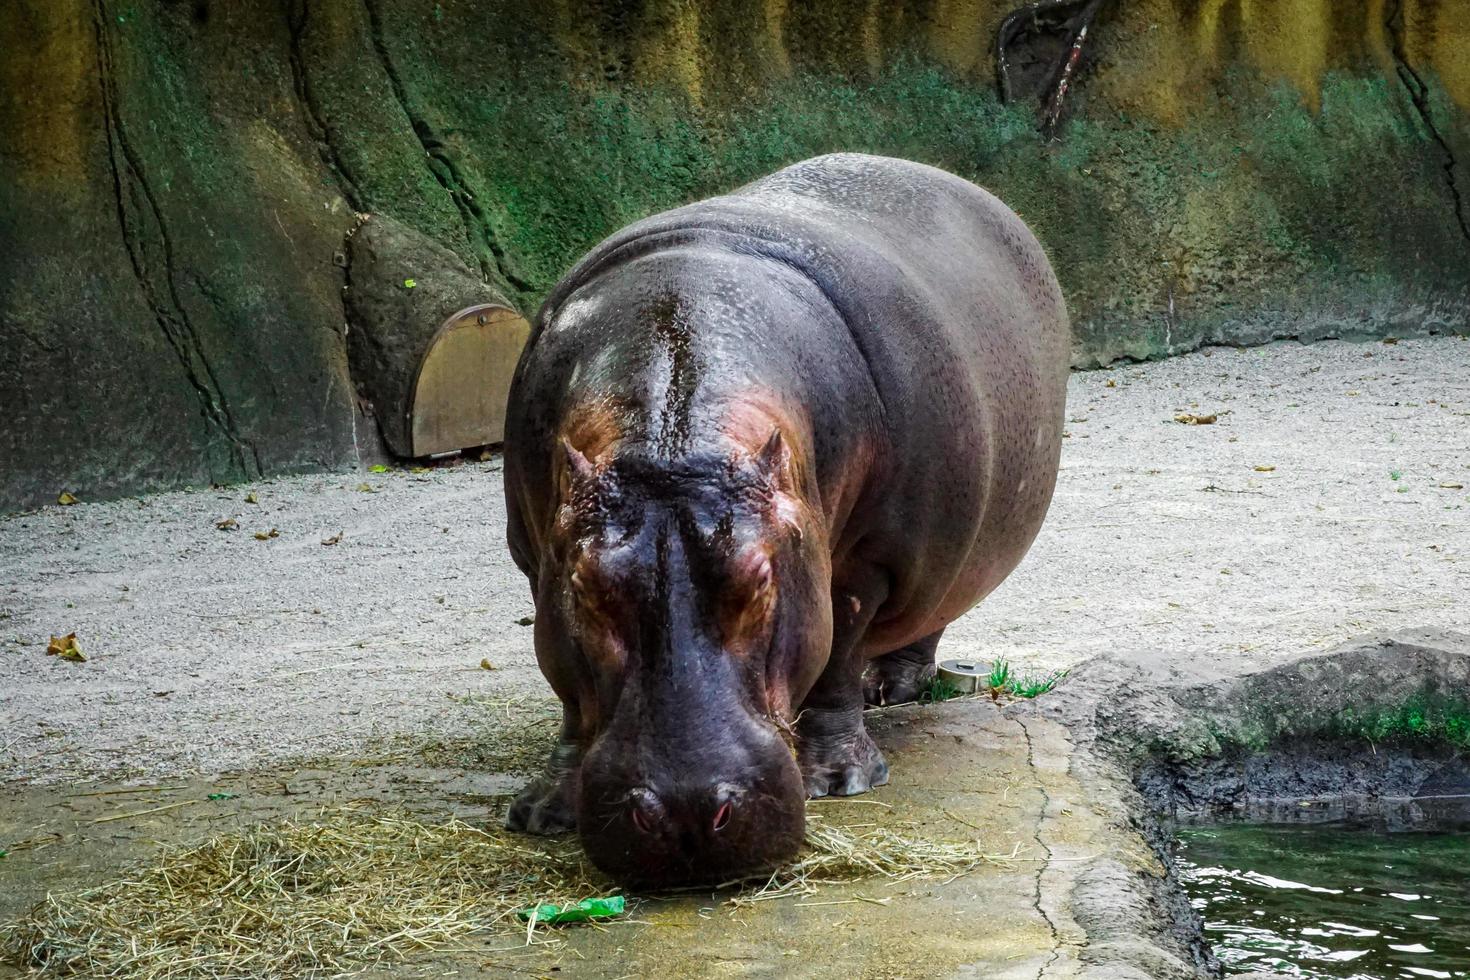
2;0;1466;511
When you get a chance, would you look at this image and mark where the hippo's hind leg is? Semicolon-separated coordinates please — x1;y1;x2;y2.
506;724;582;835
797;570;891;798
863;629;944;707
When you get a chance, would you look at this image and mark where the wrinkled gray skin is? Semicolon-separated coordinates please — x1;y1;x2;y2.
502;154;1069;886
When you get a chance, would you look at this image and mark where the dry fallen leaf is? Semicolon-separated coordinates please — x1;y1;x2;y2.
1440;482;1465;490
57;492;78;506
46;633;86;663
356;483;376;493
479;658;496;671
215;517;239;531
1104;379;1117;388
244;493;258;504
1253;465;1276;473
321;532;343;546
516;616;535;627
254;528;280;541
1174;413;1218;425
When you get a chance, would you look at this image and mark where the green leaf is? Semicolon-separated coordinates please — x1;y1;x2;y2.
369;464;389;473
207;793;237;801
402;278;416;289
515;895;625;925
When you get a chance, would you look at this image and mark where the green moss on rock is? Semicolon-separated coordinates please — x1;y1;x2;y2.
1329;695;1470;750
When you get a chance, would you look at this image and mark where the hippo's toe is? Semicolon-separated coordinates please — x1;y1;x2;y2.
506;771;578;835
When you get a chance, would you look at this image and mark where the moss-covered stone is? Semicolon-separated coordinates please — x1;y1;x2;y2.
1178;636;1470;755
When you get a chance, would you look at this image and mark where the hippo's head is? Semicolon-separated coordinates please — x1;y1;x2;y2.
539;426;830;886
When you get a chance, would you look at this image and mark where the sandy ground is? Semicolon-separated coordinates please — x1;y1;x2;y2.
2;337;1468;785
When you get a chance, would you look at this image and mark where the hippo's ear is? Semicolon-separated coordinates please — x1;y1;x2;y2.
558;437;599;502
755;429;795;495
755;429;803;535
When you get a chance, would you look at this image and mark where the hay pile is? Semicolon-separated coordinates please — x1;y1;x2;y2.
732;817;1010;907
3;804;598;978
3;804;1001;978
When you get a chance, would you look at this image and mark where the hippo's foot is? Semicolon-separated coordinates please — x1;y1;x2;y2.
505;743;580;835
862;629;945;707
863;654;938;707
797;709;889;798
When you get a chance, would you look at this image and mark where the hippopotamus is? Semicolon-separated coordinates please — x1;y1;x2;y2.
502;153;1069;886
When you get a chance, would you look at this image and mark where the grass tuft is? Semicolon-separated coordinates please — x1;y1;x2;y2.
918;675;964;704
1004;667;1070;699
986;659;1012;693
986;658;1068;700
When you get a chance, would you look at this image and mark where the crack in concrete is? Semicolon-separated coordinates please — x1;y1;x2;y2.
1386;0;1470;246
1017;713;1065;979
91;0;262;479
285;0;367;213
360;0;533;297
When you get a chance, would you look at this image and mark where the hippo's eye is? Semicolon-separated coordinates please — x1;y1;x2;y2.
720;549;776;652
567;559;609;621
568;563;608;613
567;560;627;665
743;550;773;599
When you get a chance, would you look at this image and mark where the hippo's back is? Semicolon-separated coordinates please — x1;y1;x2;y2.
537;154;1070;652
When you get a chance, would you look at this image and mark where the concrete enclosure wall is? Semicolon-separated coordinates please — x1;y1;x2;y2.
2;0;1467;511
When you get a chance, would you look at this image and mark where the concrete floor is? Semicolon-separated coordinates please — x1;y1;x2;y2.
3;336;1466;784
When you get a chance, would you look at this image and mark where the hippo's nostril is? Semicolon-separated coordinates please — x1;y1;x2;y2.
712;799;732;832
628;786;664;835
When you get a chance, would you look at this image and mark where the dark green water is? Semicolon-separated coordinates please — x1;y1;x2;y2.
1178;825;1470;978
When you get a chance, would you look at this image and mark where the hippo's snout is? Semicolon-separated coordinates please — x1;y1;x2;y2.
578;729;806;886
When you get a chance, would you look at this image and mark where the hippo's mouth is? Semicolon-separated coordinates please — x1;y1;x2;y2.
574;718;808;887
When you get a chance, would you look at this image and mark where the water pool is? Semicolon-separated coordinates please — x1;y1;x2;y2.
1177;824;1469;978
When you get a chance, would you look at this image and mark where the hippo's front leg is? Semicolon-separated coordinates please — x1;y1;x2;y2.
505;714;583;835
796;571;891;798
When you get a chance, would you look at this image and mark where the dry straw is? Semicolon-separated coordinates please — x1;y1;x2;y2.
3;804;1005;978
